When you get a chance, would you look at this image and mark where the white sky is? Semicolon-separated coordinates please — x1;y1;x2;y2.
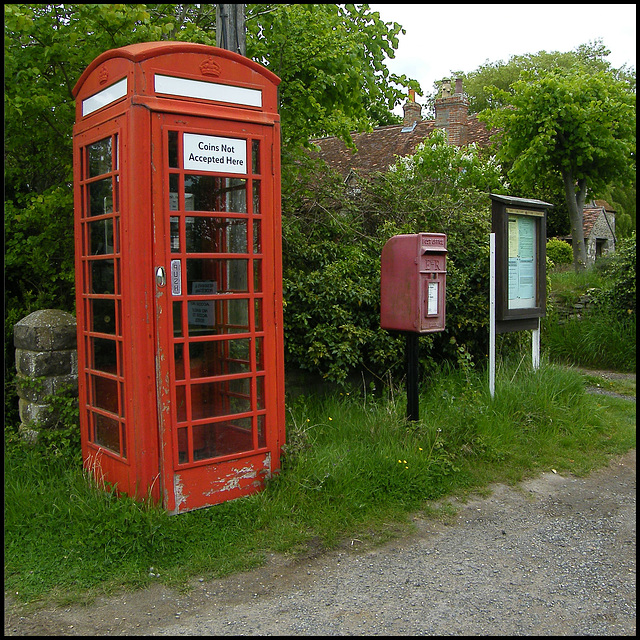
369;3;636;113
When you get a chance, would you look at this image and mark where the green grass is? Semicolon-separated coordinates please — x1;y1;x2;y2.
4;358;635;608
543;266;636;372
547;265;605;304
543;310;635;372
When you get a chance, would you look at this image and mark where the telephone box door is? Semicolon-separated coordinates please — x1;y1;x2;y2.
151;113;284;513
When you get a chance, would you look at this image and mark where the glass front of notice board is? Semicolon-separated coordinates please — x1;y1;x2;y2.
507;210;542;310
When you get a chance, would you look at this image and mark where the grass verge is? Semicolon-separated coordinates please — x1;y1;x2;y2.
4;360;635;608
543;263;636;373
543;309;636;372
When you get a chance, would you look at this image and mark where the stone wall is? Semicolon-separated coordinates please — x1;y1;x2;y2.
550;289;597;323
14;309;78;440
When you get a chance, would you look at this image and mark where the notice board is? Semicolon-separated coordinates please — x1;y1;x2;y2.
490;194;552;333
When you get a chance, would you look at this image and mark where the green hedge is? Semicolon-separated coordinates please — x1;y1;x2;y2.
281;131;509;384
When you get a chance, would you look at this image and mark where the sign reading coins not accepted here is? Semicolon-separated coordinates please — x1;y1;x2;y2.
183;133;247;174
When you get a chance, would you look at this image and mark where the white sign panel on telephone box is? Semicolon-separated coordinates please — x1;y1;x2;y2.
183;133;247;174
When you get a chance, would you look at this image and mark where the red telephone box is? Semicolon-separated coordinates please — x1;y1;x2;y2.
72;42;285;513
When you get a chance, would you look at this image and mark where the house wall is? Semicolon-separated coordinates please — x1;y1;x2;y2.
586;212;616;264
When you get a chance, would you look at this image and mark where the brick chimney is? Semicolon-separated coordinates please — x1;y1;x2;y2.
402;89;422;126
434;78;469;145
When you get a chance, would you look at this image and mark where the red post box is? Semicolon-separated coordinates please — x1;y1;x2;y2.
380;233;447;333
72;42;285;513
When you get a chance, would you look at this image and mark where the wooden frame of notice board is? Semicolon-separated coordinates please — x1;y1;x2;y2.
490;194;552;334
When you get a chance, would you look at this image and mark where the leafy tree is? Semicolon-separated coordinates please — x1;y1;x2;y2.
4;3;416;400
4;3;215;201
488;43;637;239
445;39;634;116
423;41;636;240
4;3;217;379
4;2;411;199
478;68;636;271
247;3;415;145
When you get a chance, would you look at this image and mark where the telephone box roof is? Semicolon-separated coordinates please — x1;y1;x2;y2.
73;41;280;98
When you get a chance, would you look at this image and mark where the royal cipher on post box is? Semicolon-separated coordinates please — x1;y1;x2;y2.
72;42;285;513
380;233;447;333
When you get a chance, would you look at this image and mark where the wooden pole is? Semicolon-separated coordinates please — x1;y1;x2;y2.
216;4;246;56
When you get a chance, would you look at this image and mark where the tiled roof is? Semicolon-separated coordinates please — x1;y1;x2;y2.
582;207;601;235
593;199;615;213
582;201;616;235
466;115;494;147
310;114;492;180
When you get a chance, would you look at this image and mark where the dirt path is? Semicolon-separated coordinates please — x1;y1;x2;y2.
5;446;635;636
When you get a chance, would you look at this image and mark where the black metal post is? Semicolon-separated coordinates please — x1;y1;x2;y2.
405;332;420;421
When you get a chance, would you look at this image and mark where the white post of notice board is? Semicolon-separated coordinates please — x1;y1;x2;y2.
489;233;496;398
532;318;540;370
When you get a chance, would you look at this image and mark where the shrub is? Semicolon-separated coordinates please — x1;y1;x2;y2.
281;151;405;384
592;232;636;316
546;237;573;266
543;235;636;372
594;231;636;317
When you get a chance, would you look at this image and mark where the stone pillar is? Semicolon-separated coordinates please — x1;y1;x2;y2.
14;309;78;440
